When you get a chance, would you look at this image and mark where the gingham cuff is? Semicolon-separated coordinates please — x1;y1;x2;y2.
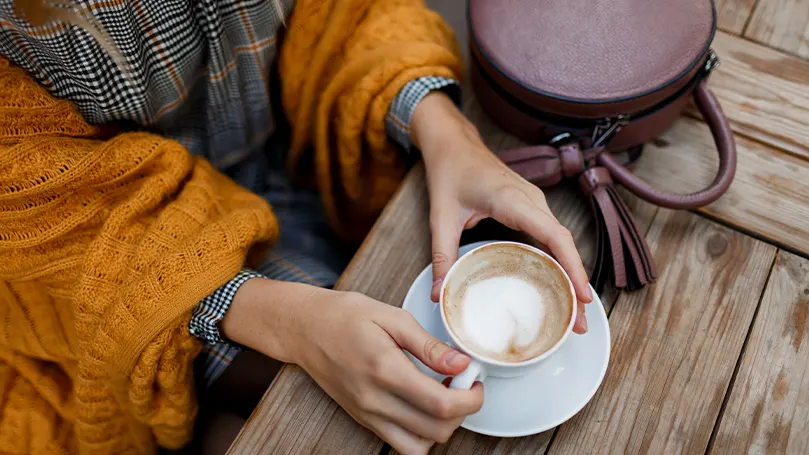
386;76;461;152
189;269;263;344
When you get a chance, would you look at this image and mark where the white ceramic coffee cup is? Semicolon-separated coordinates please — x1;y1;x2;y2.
439;241;577;390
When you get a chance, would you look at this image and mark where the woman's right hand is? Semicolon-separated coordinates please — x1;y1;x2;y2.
222;279;484;455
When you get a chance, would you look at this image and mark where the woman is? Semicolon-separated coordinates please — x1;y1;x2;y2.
0;0;592;454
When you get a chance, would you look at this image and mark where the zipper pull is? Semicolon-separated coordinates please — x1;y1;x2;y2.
592;115;629;148
704;49;720;75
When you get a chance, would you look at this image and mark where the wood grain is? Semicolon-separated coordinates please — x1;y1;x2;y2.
227;165;432;455
690;31;809;161
710;251;809;454
546;209;776;454
715;0;758;34
634;116;809;257
746;0;809;59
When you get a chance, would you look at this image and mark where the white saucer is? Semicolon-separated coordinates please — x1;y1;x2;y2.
402;241;611;437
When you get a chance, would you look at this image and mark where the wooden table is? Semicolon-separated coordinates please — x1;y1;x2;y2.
229;0;809;453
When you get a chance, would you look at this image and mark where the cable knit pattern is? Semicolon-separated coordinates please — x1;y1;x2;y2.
0;59;277;453
281;0;462;241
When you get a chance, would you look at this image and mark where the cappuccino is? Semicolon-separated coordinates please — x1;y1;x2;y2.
442;244;574;363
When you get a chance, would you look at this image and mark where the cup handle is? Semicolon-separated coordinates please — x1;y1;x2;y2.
448;359;486;390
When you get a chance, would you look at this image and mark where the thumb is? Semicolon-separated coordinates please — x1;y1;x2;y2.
391;312;471;376
429;205;462;302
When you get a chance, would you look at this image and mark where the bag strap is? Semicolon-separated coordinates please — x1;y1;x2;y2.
495;81;737;291
597;82;736;209
497;82;737;209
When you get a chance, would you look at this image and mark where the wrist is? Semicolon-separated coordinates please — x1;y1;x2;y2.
410;92;482;166
220;277;333;364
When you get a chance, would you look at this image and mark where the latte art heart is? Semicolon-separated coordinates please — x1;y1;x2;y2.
461;277;545;355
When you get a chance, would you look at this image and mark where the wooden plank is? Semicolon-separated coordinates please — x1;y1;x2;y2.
546;209;777;454
715;0;758;35
227;165;433;455
634;116;809;257
692;31;809;161
710;251;809;454
745;0;809;59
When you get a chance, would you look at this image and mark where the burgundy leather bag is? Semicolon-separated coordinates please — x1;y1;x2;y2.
469;0;736;291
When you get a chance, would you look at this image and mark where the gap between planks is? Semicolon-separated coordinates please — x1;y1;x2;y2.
741;0;762;35
686;209;809;263
714;0;759;35
709;250;809;452
744;0;809;60
703;249;779;454
687;31;809;163
546;209;777;454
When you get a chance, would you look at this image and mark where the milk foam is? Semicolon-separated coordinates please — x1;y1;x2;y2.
460;276;544;355
443;243;574;362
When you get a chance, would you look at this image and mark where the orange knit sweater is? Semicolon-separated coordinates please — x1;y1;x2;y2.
0;0;460;453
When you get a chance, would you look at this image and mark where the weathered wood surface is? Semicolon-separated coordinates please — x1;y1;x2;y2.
691;31;809;161
710;251;809;454
715;0;758;35
746;0;809;59
633;117;809;257
547;210;777;454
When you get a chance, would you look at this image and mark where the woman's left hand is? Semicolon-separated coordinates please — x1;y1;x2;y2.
410;92;593;333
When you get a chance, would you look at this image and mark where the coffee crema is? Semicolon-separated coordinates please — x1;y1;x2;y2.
442;244;574;363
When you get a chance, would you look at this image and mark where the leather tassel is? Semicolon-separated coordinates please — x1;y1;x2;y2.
580;167;657;293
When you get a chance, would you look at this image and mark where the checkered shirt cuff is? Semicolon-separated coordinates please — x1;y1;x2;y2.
386;76;461;152
189;269;263;344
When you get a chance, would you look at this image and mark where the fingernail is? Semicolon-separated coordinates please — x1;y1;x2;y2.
445;351;467;369
581;315;588;332
431;278;443;301
585;286;593;302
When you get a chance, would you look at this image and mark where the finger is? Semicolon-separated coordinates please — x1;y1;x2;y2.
377;311;485;417
388;310;469;376
370;392;464;443
429;203;464;302
573;300;588;334
383;361;484;421
370;418;432;455
494;192;593;303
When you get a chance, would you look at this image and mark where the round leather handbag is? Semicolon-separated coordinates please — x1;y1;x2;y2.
469;0;736;291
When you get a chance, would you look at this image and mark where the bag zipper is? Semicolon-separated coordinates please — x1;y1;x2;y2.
589;50;719;146
474;49;720;145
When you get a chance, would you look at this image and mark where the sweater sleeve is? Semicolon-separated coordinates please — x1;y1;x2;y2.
279;0;462;242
